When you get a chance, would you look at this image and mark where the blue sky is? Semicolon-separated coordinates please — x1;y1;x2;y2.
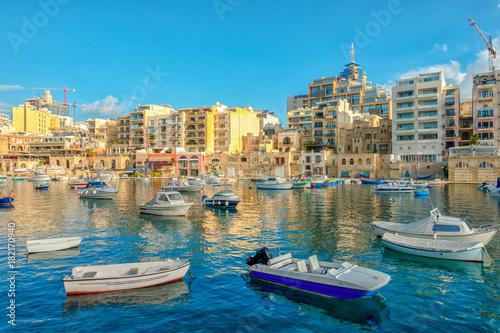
1;0;499;124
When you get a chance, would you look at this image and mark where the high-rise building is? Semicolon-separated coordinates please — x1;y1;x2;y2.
472;71;499;146
392;72;447;162
116;115;130;145
13;102;51;134
459;98;473;146
442;85;461;150
286;95;309;112
305;49;392;119
147;111;185;153
26;90;70;117
129;103;173;150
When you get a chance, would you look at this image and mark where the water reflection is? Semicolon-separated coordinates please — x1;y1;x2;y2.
26;247;81;264
246;278;388;327
63;280;191;311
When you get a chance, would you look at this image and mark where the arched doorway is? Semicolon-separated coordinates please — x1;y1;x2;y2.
111;160;116;170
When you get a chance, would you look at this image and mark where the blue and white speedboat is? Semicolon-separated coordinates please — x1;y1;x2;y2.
246;248;391;299
202;190;242;209
78;181;118;199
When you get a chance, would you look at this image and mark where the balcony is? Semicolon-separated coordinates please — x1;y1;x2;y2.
395;94;414;101
417;103;438;110
396;128;414;134
417;92;437;99
395;117;414;123
215;127;227;132
396;106;414;111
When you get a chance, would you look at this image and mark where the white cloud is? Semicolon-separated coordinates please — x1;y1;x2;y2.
432;43;448;53
0;101;14;109
81;95;131;117
398;36;500;98
0;85;23;92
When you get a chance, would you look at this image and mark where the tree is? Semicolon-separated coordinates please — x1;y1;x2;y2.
470;134;478;146
85;148;95;157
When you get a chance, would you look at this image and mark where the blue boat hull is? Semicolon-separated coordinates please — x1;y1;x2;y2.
204;200;239;209
250;271;377;299
361;180;386;185
0;197;14;205
414;191;429;196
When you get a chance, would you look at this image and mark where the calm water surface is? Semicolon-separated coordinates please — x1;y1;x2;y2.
1;180;499;332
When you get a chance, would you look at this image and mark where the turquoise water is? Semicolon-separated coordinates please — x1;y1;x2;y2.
1;180;499;332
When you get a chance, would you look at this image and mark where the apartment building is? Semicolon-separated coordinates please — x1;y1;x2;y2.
392;72;446;163
180;105;214;153
13;102;52;134
148;111;185;153
442;85;461;150
459;98;473;146
286;95;309;112
472;71;500;146
116;114;130;145
343;115;392;154
129;103;173;150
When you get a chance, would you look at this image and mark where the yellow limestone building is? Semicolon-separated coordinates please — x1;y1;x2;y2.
13;102;52;134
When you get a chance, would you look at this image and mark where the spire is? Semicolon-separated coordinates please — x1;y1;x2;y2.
351;43;355;63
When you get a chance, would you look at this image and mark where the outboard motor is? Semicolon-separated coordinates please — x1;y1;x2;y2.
246;247;273;266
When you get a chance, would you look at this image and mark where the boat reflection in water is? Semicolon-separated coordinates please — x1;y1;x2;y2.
63;280;191;312
246;278;388;327
26;247;81;264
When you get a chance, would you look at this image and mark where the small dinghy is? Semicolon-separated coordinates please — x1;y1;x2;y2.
246;248;391;299
0;191;14;206
63;259;190;295
26;236;82;254
414;189;430;196
34;183;50;190
382;233;492;263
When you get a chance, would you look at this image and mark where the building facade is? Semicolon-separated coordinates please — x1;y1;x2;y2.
472;71;499;146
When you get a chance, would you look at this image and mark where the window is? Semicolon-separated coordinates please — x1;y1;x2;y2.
326;122;336;128
446;89;455;95
455;162;469;168
479;161;493;168
305;156;311;163
228;157;235;163
342;159;346;165
433;225;460;232
445;98;455;106
314;122;323;128
358;158;362;165
365;134;371;139
315;156;321;163
349;159;354;165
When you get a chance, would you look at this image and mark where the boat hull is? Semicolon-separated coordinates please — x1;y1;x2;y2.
250;271;378;300
255;184;293;190
292;182;311;189
203;200;240;208
79;191;118;199
69;183;88;189
372;225;498;245
382;239;485;262
63;262;189;295
27;237;82;254
28;176;50;182
138;202;193;216
361;180;386;185
161;184;204;192
0;197;14;205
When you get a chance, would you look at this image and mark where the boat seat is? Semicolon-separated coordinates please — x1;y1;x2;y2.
268;253;293;269
296;260;308;273
128;268;139;275
308;255;323;273
82;271;97;279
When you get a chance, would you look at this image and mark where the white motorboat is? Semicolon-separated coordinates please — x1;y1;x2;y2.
63;259;190;295
374;181;415;193
93;169;115;182
26;236;82;254
204;175;221;185
292;181;312;189
28;169;50;182
186;177;206;185
162;178;205;192
78;181;118;199
138;191;193;216
381;233;492;263
371;208;499;245
255;177;293;190
69;179;89;189
246;248;391;299
202;190;242;208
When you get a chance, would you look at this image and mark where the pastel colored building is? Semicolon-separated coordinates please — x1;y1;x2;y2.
472;71;499;146
13;102;51;134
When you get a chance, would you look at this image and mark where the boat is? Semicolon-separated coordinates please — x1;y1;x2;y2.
186;177;205;186
63;259;190;295
292;181;312;189
0;191;14;206
246;248;391;299
34;183;50;190
202;190;242;208
428;179;447;186
12;177;24;181
204;175;221;185
0;175;10;186
357;173;371;178
361;179;386;185
51;176;61;181
69;178;89;189
414;190;430;197
161;178;205;192
28;169;50;182
381;233;492;263
373;181;415;193
94;168;115;183
371;208;499;245
136;176;149;182
26;236;82;254
251;177;267;183
138;191;193;216
412;181;430;188
309;175;328;187
324;178;343;186
78;181;119;199
255;177;293;190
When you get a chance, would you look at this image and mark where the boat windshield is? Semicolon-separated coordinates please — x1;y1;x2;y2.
167;193;183;201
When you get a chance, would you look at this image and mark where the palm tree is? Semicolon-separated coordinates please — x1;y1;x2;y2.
470;134;478;146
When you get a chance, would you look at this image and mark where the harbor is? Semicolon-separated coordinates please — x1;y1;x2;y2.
1;179;499;331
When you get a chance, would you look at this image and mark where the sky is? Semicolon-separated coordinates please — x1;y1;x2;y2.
0;0;499;124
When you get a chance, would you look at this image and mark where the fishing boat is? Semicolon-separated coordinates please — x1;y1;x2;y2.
361;179;386;185
78;181;119;199
51;176;61;181
26;236;82;254
161;178;205;192
28;169;50;182
138;191;193;216
33;183;50;190
0;175;10;186
292;181;312;189
69;178;89;189
246;248;391;299
0;191;14;206
357;172;371;178
202;190;242;208
374;181;415;193
371;208;499;245
324;178;343;186
255;177;293;190
414;189;430;196
63;259;190;295
381;233;492;263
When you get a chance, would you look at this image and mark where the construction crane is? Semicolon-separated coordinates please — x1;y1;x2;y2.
69;99;90;124
468;17;498;72
27;86;75;104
